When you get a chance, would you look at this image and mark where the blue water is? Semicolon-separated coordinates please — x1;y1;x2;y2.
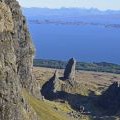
28;23;120;64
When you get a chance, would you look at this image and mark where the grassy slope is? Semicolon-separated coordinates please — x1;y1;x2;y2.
23;89;71;120
24;67;120;120
33;67;120;120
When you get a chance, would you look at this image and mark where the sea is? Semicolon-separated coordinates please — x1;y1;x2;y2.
28;22;120;64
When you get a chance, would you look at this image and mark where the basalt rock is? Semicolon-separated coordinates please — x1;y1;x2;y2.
97;82;120;115
53;70;60;93
64;58;76;80
41;70;61;100
0;0;40;120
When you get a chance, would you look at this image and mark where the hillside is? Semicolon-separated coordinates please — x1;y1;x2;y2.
34;59;120;74
23;89;71;120
1;1;120;120
33;66;120;120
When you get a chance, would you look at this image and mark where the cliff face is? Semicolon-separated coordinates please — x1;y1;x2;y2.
0;0;40;119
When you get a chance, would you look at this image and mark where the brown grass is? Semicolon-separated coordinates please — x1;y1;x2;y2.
33;67;120;95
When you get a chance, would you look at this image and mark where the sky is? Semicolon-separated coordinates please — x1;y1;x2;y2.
18;0;120;10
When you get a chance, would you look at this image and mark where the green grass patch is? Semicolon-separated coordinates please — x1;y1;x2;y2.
23;89;69;120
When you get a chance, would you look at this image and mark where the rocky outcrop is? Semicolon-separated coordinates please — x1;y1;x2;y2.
64;58;76;80
97;82;120;115
41;58;78;99
53;70;60;93
41;58;83;111
41;70;61;100
0;0;40;120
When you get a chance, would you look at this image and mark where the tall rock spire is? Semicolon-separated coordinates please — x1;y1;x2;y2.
64;58;76;80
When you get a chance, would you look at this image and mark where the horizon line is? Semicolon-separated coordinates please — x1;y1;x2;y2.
22;7;120;12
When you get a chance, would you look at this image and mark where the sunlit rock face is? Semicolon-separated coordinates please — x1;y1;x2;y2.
0;1;13;32
0;0;40;120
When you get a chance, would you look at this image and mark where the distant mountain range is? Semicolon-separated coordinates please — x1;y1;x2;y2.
23;7;120;17
23;7;120;27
